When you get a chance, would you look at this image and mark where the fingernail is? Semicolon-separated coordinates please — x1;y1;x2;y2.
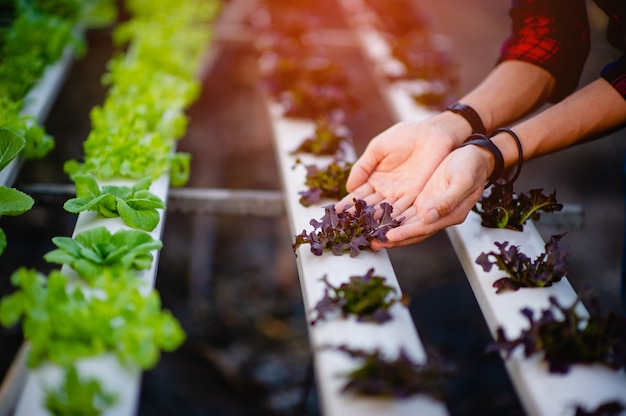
424;209;440;223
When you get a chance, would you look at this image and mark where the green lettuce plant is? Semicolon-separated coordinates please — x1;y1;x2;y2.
45;365;118;416
0;268;186;369
63;175;165;232
44;226;163;281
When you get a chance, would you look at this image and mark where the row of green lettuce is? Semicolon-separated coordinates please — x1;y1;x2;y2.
0;0;118;255
0;0;220;414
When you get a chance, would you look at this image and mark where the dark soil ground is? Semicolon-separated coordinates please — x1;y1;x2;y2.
0;1;624;415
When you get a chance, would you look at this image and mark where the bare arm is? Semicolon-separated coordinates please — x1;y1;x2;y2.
377;77;626;249
337;60;556;216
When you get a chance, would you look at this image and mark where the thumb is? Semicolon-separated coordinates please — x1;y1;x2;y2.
419;184;483;225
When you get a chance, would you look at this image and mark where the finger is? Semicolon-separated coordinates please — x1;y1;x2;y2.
346;153;379;192
361;192;385;209
384;218;430;243
391;201;418;222
336;183;375;211
374;208;460;248
370;228;438;250
418;182;483;225
378;194;414;219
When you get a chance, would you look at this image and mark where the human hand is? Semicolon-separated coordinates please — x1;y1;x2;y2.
370;144;492;249
336;118;462;216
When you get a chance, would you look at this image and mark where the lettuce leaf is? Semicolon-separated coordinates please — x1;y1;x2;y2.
0;127;25;171
44;226;163;281
63;175;165;231
0;268;186;369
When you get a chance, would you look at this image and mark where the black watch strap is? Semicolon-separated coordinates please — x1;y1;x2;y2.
446;102;487;135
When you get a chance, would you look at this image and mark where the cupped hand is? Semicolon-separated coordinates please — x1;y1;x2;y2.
336;119;461;215
369;144;491;249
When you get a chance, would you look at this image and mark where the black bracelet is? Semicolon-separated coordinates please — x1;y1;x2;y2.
490;128;523;185
446;102;487;135
460;133;504;189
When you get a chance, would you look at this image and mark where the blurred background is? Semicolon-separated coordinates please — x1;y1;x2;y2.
0;0;624;415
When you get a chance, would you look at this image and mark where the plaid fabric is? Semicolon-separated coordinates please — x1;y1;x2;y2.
499;0;626;100
498;0;591;101
502;14;559;64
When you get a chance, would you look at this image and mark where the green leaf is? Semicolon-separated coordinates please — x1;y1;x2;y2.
0;128;25;172
50;236;83;258
42;249;77;266
3;268;185;369
43;226;162;281
169;152;190;187
64;176;164;228
44;366;118;416
0;228;5;255
116;199;160;231
0;291;24;327
126;190;165;210
79;246;105;264
63;194;107;213
0;186;34;216
95;194;119;217
132;177;153;192
74;226;111;246
73;174;101;199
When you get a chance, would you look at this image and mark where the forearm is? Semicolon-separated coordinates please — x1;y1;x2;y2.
431;60;556;147
460;60;556;131
491;78;626;169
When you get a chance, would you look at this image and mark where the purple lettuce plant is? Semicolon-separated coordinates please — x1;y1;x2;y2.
293;199;403;257
330;345;451;399
476;234;569;293
310;268;409;325
486;293;626;374
294;158;352;207
473;183;563;231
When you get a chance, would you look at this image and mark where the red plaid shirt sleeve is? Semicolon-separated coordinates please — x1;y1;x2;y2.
498;0;591;102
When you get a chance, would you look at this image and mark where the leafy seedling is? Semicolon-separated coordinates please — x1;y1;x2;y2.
63;174;165;231
0;185;34;255
473;183;563;231
0;268;186;369
486;292;626;374
293;199;403;257
0;127;25;171
294;158;352;206
45;365;118;416
329;345;451;399
44;226;163;282
0;97;54;160
476;234;569;293
291;115;352;158
310;268;409;325
257;36;358;119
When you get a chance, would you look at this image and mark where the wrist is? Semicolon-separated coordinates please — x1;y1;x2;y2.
459;133;504;188
430;110;475;147
445;102;487;135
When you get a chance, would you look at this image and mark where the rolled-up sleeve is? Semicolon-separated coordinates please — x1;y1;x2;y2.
601;53;626;99
498;0;591;102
